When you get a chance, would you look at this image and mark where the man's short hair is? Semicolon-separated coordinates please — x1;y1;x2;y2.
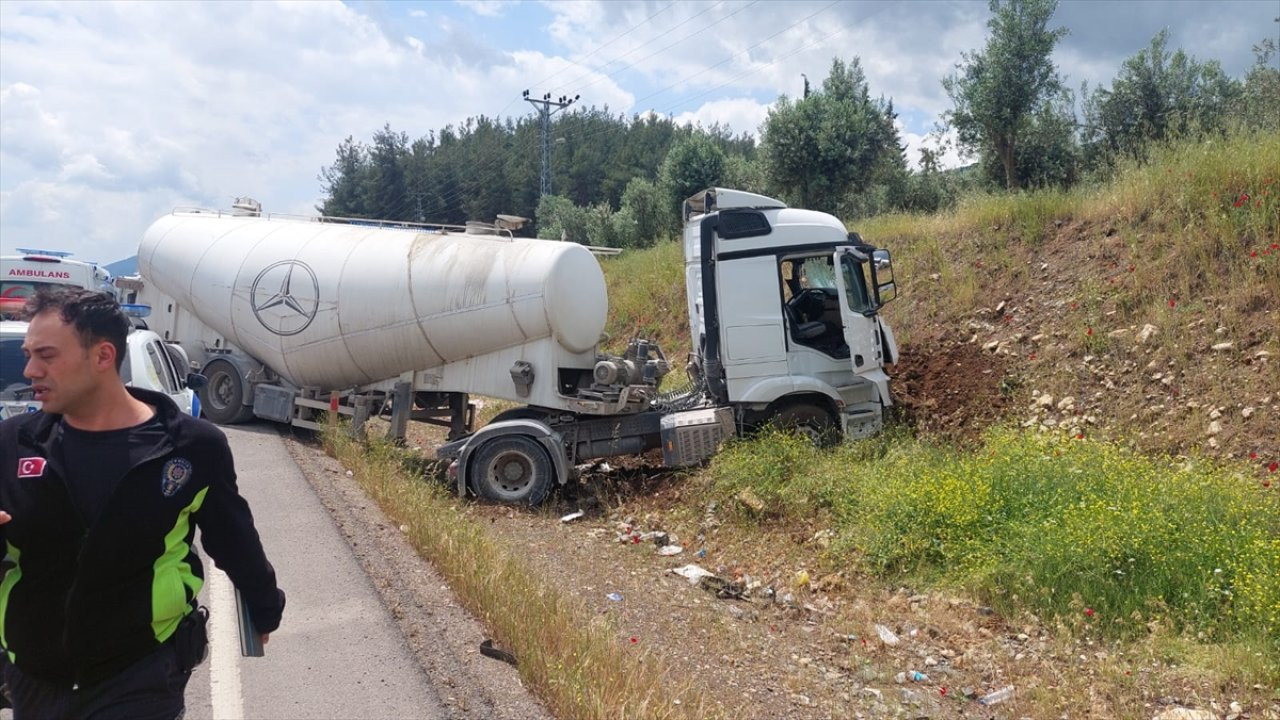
24;288;130;372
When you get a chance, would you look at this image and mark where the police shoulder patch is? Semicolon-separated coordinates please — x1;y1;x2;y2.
161;457;194;498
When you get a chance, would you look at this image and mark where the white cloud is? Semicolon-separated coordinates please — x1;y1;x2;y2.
0;1;631;263
897;123;965;172
456;1;508;18
671;97;771;137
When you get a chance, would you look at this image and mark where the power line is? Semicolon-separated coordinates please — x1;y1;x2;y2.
530;1;678;90
549;1;760;98
485;1;679;126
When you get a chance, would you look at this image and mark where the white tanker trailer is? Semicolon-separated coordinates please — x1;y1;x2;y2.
132;188;899;504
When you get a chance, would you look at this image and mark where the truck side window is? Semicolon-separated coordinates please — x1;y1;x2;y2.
840;256;872;314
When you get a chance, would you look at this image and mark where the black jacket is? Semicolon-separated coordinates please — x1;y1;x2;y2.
0;387;284;686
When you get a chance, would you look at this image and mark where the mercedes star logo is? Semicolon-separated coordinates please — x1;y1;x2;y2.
249;260;320;336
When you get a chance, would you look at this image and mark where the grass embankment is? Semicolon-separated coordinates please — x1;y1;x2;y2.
709;429;1280;680
598;240;689;362
324;430;717;720
862;130;1279;330
862;131;1279;455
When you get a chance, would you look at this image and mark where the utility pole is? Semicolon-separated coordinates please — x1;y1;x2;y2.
523;90;578;197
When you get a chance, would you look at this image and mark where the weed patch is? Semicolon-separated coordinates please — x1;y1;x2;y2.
709;429;1280;681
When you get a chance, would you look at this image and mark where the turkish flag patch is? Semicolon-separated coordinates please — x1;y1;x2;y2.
17;457;47;478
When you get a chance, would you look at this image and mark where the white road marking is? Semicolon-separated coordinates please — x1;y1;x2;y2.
206;567;244;720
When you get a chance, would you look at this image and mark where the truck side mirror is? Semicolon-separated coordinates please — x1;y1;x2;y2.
186;372;209;390
871;249;896;306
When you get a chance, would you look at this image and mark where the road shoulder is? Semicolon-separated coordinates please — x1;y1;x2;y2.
281;432;551;720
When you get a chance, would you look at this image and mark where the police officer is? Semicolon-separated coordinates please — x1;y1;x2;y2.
0;288;285;719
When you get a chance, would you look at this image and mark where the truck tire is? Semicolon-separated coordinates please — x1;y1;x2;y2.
200;359;255;425
770;402;838;448
469;435;554;506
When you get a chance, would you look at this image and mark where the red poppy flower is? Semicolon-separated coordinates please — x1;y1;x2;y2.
1076;433;1084;440
1251;452;1259;459
1169;300;1176;308
1085;608;1095;617
1253;251;1260;257
630;636;638;644
1029;353;1037;360
1270;462;1278;472
1087;327;1093;337
1272;243;1278;250
1071;302;1078;310
939;687;948;696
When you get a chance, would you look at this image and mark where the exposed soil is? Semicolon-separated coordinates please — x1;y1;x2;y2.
889;338;1014;442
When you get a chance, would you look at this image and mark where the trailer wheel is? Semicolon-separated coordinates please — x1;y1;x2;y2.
469;435;554;506
200;359;255;425
770;402;838;448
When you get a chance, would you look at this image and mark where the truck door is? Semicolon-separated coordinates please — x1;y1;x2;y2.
831;248;882;371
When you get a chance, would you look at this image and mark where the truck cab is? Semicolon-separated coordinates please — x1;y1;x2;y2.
683;188;898;441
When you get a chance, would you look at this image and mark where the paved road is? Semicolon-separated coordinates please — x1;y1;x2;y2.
185;424;447;720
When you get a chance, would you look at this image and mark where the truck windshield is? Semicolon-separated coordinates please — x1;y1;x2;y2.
0;336;29;398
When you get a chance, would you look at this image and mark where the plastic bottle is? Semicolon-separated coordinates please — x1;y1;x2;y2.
979;685;1015;705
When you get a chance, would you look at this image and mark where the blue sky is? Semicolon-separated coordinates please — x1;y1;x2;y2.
1;0;1276;265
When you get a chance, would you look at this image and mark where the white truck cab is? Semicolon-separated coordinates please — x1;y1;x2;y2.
683;188;898;441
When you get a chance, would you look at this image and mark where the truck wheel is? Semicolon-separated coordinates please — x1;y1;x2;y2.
770;402;838;448
200;359;255;425
469;435;554;505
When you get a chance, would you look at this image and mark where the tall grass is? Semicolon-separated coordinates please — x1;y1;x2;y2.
324;430;718;720
860;130;1279;298
597;240;689;361
710;429;1280;680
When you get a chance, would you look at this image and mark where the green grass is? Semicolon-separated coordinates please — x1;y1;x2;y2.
597;240;690;362
708;428;1280;681
860;129;1279;300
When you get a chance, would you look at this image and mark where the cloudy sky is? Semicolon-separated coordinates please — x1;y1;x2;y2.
1;0;1275;265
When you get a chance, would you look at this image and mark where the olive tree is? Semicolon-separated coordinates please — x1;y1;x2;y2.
943;0;1068;191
